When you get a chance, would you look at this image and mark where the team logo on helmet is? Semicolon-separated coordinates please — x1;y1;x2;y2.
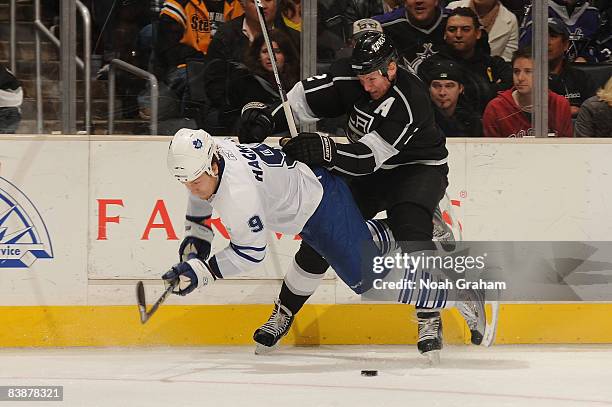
372;36;386;52
351;32;397;76
193;139;203;149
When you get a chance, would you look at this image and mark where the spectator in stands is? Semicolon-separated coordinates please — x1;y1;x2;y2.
201;0;299;132
595;0;612;62
428;60;483;136
575;76;612;137
520;0;603;62
280;0;301;31
316;0;348;61
499;0;529;22
345;0;400;36
547;17;597;117
207;0;300;63
155;0;244;84
483;47;573;137
352;17;385;41
148;0;244;120
445;0;519;61
0;65;22;134
206;30;300;131
87;1;152;119
246;31;300;90
335;18;385;58
418;7;512;113
374;0;450;71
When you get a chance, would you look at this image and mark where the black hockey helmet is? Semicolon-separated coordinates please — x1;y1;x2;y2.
351;31;398;77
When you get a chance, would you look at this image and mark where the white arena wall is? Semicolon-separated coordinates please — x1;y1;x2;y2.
1;135;611;346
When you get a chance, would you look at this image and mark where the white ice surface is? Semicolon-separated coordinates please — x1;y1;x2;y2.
1;345;611;407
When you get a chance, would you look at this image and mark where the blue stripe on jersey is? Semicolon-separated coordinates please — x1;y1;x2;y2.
416;271;430;308
208;256;223;279
230;243;265;263
432;281;442;308
186;214;212;225
230;243;266;252
406;268;417;304
376;220;391;255
398;267;410;303
366;220;384;254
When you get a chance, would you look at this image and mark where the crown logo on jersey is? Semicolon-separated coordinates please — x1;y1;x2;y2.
193;139;203;149
0;177;54;268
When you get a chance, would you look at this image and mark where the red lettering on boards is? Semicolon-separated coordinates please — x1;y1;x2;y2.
97;199;123;240
141;200;179;240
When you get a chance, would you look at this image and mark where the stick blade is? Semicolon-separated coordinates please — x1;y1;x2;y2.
136;281;148;324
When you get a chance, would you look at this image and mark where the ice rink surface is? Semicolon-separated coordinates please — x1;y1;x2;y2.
1;345;611;407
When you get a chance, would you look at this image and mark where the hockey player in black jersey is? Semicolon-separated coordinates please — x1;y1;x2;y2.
239;32;489;362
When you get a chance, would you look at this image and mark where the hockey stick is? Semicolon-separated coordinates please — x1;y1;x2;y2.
136;279;178;324
254;0;299;138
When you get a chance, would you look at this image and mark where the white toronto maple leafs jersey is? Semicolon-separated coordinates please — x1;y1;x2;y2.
188;138;324;278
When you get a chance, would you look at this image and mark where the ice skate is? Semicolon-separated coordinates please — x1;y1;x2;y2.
253;300;294;355
456;287;499;347
432;206;456;252
417;311;443;365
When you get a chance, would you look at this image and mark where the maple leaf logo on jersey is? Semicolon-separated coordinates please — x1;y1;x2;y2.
193;139;203;149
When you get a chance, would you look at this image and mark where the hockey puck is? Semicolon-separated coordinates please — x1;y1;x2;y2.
361;370;378;377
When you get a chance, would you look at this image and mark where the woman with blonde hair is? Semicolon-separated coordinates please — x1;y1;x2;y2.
575;76;612;137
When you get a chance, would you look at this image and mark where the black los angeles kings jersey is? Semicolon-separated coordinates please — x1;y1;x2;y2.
373;7;448;72
271;58;448;177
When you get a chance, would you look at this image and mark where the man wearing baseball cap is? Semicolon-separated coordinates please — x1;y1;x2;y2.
547;17;596;116
352;18;384;39
519;0;603;62
334;18;384;59
428;60;483;137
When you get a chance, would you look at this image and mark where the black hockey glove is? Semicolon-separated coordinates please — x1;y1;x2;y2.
179;236;211;262
282;132;337;167
238;102;275;144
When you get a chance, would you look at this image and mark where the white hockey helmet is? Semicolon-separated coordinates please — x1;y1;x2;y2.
167;128;218;183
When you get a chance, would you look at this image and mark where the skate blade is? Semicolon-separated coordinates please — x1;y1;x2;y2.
254;342;280;355
423;350;441;366
482;301;500;347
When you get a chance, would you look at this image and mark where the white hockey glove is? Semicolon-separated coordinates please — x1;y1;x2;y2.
161;258;214;296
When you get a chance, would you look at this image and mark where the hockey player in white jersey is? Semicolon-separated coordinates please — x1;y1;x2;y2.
163;129;383;296
161;128;497;360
